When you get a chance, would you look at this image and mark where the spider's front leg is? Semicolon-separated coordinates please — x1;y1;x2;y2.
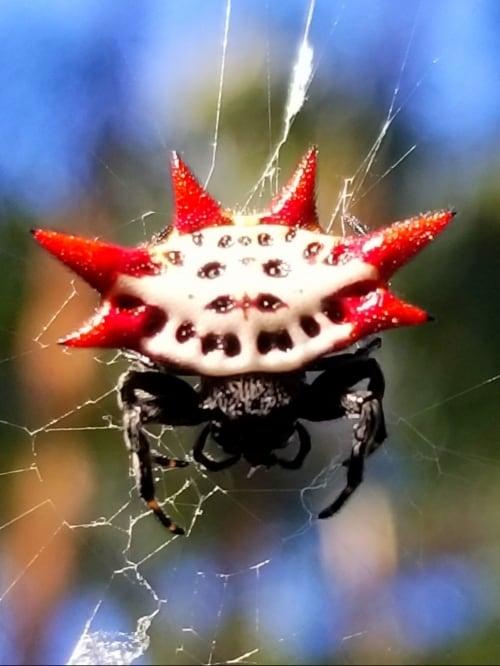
299;354;387;520
118;367;205;535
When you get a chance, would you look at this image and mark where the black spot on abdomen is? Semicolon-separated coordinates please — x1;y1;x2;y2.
201;332;241;356
322;296;347;323
300;315;320;337
255;293;286;312
223;333;241;357
113;295;145;310
112;295;167;338
143;310;168;337
201;333;220;354
206;295;235;313
262;259;290;277
257;329;294;354
218;234;234;248
304;242;323;260
176;321;196;342
198;261;225;279
166;250;183;266
258;232;273;246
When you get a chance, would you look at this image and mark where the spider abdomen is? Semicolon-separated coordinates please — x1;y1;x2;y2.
118;224;376;374
33;148;454;378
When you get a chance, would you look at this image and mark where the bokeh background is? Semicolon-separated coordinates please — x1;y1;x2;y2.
1;1;499;664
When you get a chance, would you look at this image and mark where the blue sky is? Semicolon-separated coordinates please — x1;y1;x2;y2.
0;0;498;213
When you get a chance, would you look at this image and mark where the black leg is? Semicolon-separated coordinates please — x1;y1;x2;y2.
301;356;385;425
192;425;241;471
275;422;311;470
299;354;387;519
151;453;189;469
119;369;204;426
318;390;383;518
118;368;205;535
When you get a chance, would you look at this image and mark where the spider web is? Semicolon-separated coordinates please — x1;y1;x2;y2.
1;2;499;664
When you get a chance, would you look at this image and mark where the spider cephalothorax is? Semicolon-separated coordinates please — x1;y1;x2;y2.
33;148;455;534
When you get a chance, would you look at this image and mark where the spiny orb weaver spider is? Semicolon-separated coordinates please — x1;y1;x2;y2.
32;148;455;535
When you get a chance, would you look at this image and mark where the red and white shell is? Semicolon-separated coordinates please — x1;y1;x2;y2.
32;148;455;376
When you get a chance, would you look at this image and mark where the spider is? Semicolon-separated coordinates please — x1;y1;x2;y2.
32;148;455;535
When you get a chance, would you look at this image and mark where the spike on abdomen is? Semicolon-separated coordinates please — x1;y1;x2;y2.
323;286;428;336
331;210;456;279
60;301;167;349
170;152;231;234
31;229;158;293
261;147;320;230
